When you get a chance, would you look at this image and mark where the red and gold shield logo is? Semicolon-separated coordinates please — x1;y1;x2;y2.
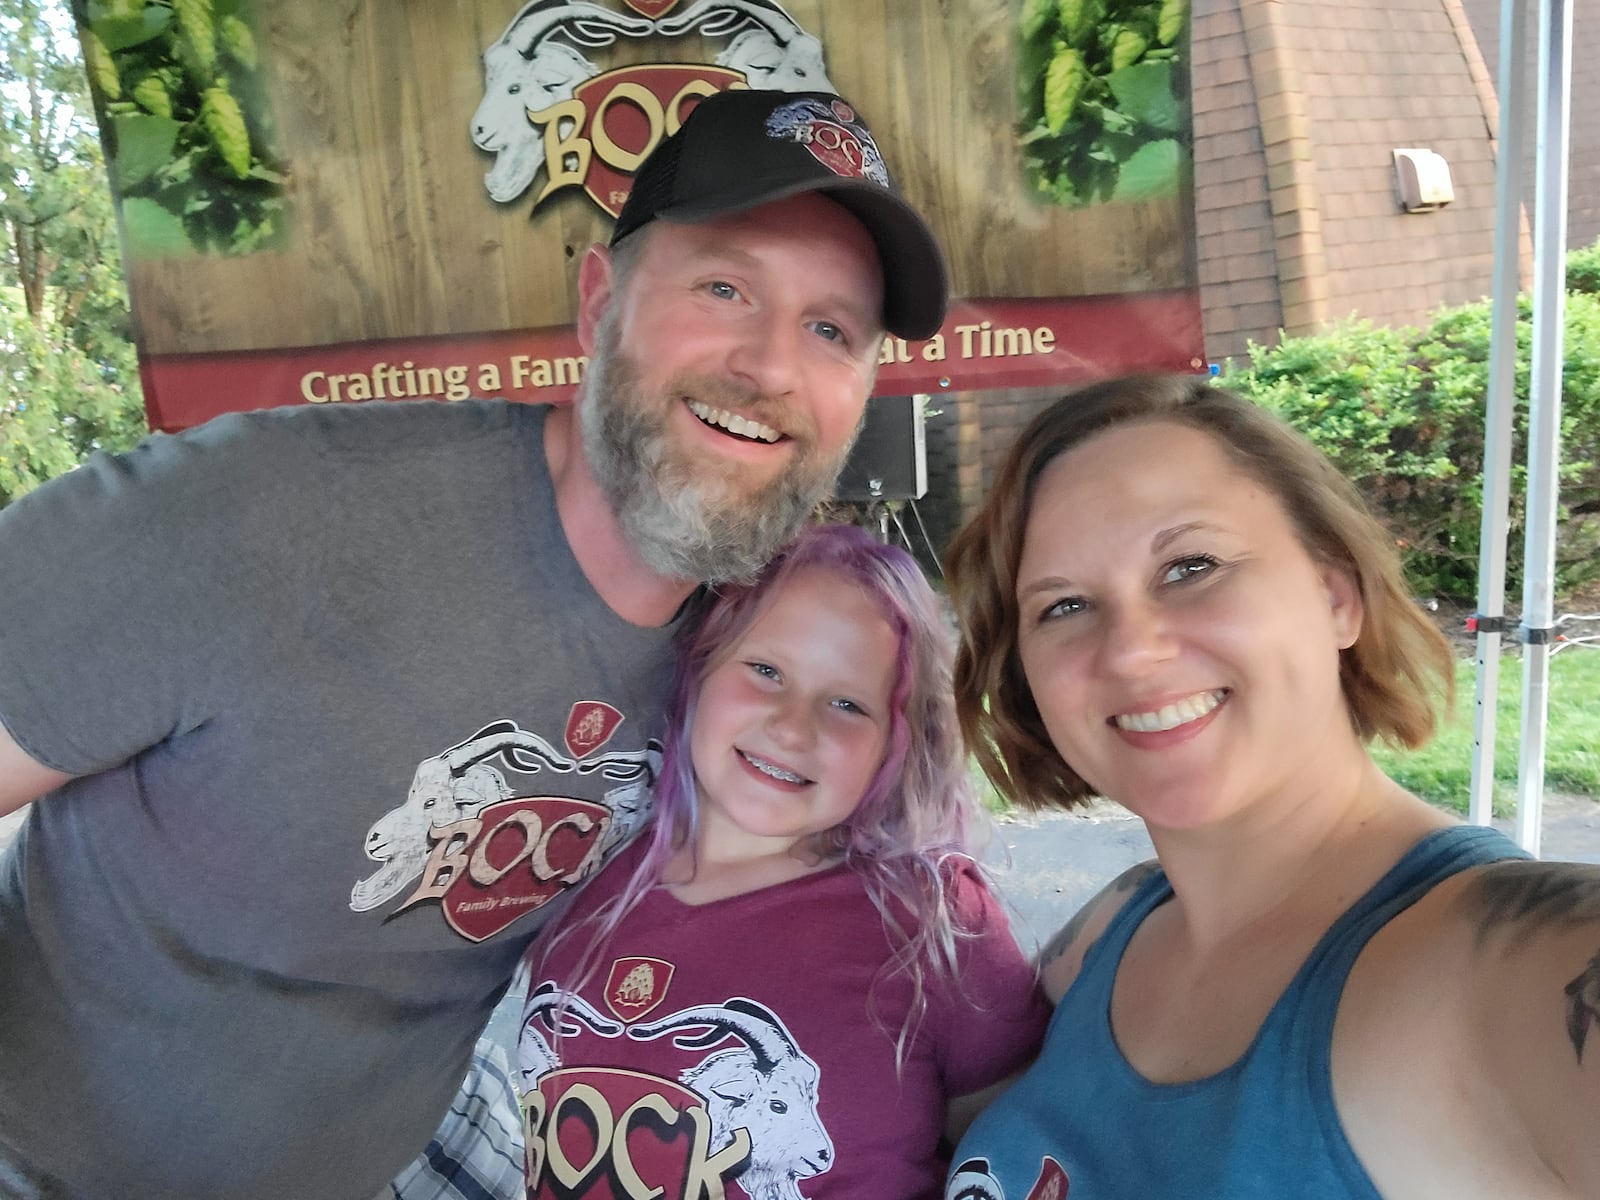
604;956;675;1022
434;796;611;942
572;65;745;217
565;700;624;758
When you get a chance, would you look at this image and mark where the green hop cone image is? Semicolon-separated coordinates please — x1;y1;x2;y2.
1158;0;1189;46
174;0;218;77
1111;26;1151;71
1044;46;1088;133
1021;0;1054;41
219;15;258;71
131;76;173;119
1058;0;1104;48
202;86;251;180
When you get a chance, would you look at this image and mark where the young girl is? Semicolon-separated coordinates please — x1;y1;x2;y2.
517;524;1048;1200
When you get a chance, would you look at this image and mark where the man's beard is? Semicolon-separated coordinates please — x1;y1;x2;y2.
579;312;857;583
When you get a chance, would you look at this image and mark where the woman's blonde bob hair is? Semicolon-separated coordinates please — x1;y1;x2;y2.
944;374;1455;812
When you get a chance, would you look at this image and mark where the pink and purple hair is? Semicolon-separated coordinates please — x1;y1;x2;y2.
542;523;989;1057
647;521;976;875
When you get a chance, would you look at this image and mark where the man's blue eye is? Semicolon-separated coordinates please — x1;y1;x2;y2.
812;321;844;343
708;281;738;300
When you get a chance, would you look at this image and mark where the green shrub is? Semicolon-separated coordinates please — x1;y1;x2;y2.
1569;237;1600;295
1225;292;1600;600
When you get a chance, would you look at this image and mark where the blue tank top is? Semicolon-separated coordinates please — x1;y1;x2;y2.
946;825;1527;1200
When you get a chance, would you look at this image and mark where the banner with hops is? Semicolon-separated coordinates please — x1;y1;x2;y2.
72;0;1203;431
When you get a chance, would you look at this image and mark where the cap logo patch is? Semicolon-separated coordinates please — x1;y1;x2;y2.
765;97;890;187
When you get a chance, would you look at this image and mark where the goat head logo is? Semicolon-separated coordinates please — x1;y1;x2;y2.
473;0;839;212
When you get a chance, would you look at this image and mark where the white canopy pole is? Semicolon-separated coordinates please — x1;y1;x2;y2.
1514;0;1572;856
1469;0;1531;826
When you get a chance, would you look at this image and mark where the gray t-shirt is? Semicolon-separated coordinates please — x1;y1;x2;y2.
0;400;682;1198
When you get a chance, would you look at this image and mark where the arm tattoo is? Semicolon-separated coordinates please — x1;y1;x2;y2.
1464;861;1600;943
1037;860;1160;970
1461;861;1600;1064
1565;953;1600;1062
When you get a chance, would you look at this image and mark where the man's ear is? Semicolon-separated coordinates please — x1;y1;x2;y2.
1324;566;1364;651
576;244;615;355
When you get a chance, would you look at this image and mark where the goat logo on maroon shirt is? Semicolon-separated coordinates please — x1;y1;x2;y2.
350;718;658;941
520;994;828;1199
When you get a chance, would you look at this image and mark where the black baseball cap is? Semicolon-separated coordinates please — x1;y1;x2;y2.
610;89;949;341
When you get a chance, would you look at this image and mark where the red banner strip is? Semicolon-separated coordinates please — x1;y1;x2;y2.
140;291;1204;433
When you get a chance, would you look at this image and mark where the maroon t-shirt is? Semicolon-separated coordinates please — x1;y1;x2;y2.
518;841;1049;1199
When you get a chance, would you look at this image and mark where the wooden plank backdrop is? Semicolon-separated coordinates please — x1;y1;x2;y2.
109;0;1195;356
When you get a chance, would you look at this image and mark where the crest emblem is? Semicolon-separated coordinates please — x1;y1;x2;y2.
764;95;890;185
414;796;612;941
571;65;744;217
566;700;625;758
604;956;676;1021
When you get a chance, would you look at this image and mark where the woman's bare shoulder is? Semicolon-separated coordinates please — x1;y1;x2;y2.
1037;859;1162;1003
1340;857;1600;1196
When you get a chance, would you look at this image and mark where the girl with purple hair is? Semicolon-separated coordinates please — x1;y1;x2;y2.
516;523;1048;1200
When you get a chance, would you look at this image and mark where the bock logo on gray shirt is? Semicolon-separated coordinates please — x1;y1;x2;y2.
349;708;658;942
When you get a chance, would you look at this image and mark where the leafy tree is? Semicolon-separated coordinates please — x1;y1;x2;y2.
1;0;146;509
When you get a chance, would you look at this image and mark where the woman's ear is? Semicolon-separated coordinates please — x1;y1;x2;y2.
1324;566;1364;650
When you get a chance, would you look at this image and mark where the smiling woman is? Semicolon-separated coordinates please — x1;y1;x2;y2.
940;374;1600;1200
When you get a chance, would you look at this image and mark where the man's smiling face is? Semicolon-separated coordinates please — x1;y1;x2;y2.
576;191;885;582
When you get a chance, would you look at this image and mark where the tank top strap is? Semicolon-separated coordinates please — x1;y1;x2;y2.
1280;824;1527;1057
1063;865;1176;1030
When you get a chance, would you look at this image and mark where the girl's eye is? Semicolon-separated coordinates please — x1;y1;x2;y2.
830;697;867;716
1162;554;1221;585
747;661;779;681
1040;596;1088;622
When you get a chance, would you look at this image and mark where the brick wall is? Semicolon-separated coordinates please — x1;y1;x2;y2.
1460;0;1600;252
1269;0;1500;329
1192;0;1285;365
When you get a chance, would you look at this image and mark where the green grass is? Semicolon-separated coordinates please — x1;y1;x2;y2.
1373;647;1600;813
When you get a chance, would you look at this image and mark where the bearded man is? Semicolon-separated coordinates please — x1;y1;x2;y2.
0;89;946;1200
